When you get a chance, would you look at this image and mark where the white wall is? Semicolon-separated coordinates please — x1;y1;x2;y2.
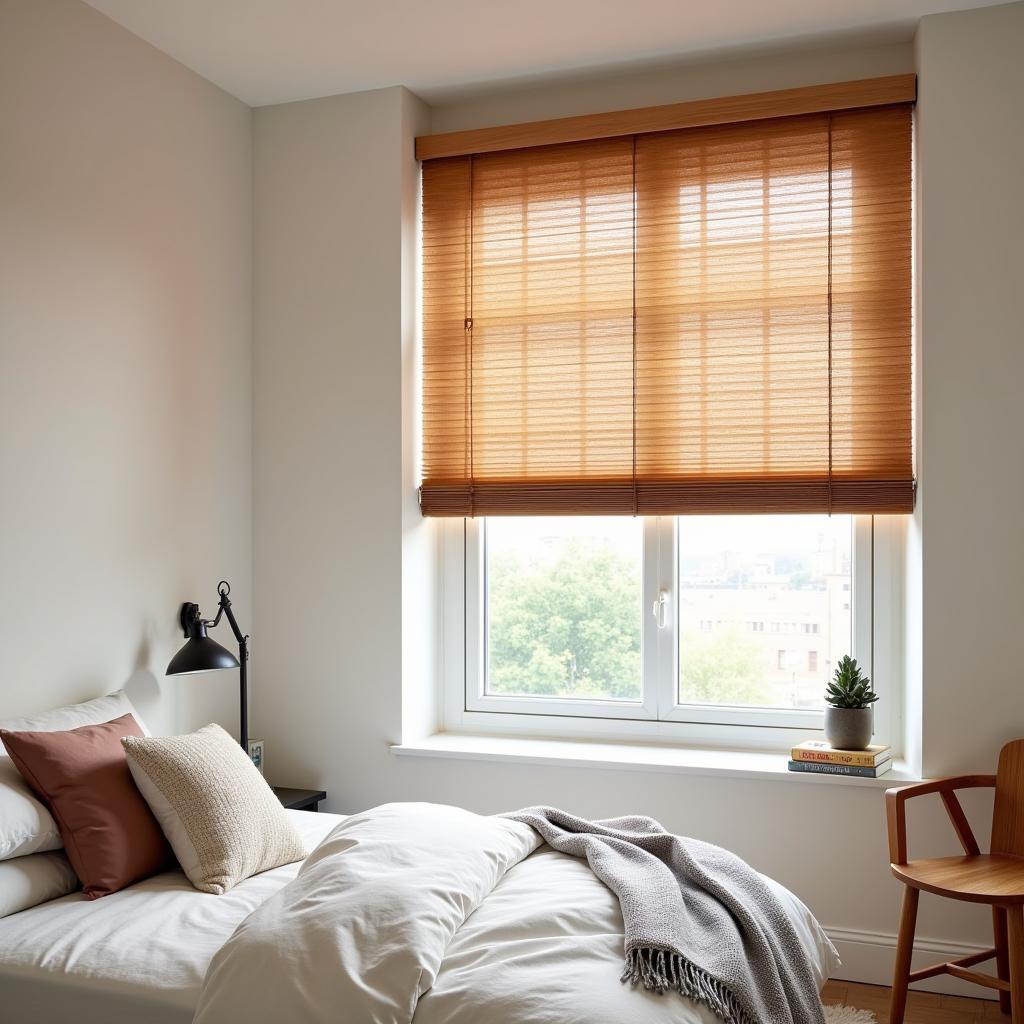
0;0;253;737
915;1;1024;778
430;36;914;132
400;89;442;744
252;85;435;800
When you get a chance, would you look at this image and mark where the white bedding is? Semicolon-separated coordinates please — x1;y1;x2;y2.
0;804;838;1024
418;844;836;1024
0;810;342;1024
196;803;838;1024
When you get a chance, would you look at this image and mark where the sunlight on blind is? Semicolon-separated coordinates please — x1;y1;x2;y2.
421;105;912;516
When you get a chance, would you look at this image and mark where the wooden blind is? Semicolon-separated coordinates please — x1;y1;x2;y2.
421;103;913;516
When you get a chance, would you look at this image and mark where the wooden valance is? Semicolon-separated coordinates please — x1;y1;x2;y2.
416;74;916;161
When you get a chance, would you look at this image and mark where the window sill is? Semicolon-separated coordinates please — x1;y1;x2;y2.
391;733;922;787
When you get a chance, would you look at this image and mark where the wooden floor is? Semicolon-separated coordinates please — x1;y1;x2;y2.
823;980;1005;1024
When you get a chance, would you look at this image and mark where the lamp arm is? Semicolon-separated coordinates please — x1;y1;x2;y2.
216;592;248;648
200;581;246;647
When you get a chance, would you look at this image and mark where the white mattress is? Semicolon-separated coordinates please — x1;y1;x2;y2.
0;809;343;1024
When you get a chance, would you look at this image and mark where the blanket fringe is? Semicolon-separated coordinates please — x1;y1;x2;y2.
621;948;755;1024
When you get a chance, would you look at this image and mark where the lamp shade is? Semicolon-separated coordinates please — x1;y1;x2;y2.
166;623;240;676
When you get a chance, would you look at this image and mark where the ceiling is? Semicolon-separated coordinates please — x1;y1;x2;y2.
83;0;993;108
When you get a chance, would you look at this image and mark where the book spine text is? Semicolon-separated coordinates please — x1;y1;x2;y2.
788;759;889;778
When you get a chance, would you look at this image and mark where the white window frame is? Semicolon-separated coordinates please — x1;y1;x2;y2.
440;515;903;753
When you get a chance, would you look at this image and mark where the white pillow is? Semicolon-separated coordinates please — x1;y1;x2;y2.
0;690;149;737
0;690;147;861
0;758;61;860
0;851;79;918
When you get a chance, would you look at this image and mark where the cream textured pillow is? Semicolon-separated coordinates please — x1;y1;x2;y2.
122;724;306;894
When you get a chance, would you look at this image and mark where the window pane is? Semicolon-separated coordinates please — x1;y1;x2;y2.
678;515;852;709
486;517;642;701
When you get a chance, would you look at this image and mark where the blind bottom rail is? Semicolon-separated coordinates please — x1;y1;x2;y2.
419;477;915;517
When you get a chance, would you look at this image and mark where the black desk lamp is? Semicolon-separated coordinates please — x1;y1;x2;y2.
166;581;250;751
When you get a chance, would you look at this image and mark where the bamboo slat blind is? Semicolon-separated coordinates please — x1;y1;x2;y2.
421;103;913;517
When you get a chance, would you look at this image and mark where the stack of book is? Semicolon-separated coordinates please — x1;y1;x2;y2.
789;740;893;778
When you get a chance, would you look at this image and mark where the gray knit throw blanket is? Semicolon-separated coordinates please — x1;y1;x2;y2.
509;807;825;1024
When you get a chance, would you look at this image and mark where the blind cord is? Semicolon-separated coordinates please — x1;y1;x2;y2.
826;113;834;518
466;154;475;517
631;135;639;518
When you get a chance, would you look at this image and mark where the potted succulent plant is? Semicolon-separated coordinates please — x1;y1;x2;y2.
824;655;877;751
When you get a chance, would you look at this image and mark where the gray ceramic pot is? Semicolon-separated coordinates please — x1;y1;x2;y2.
824;706;873;751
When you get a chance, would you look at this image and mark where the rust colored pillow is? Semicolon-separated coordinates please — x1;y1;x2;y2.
0;713;170;898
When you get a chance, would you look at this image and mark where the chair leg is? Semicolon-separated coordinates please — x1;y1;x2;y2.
890;886;919;1024
1008;905;1024;1024
995;906;1012;1015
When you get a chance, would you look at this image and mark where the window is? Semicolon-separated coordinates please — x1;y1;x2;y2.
425;83;911;750
445;512;886;745
484;517;642;702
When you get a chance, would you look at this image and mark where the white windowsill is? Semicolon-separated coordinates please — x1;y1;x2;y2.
391;733;922;787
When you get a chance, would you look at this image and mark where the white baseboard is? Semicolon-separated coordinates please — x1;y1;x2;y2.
826;927;998;1000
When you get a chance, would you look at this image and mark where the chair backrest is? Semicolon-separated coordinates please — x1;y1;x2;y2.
991;739;1024;856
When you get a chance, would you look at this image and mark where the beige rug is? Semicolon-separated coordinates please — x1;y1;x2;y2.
824;1007;878;1024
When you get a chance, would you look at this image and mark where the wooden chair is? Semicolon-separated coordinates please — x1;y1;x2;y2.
887;739;1024;1023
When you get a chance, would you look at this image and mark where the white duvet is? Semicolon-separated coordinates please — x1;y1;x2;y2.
195;803;838;1024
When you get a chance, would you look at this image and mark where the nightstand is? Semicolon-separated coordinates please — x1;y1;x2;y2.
272;786;327;812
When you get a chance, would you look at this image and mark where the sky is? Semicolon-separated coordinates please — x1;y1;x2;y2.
486;514;851;558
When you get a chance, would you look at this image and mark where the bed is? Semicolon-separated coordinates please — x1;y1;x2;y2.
0;805;838;1024
0;692;839;1022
